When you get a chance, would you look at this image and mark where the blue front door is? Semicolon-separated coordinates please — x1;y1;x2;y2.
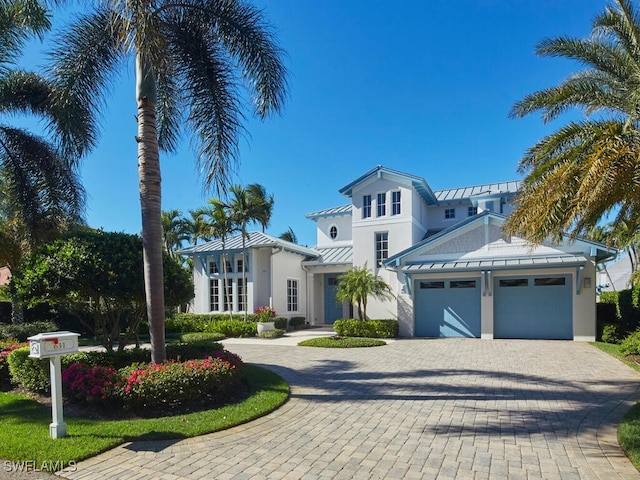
324;274;343;324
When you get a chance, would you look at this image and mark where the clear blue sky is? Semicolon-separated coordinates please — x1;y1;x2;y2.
21;0;605;247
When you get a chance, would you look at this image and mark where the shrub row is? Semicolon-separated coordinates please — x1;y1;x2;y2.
167;313;307;335
333;319;399;338
0;321;59;342
598;287;640;342
7;341;226;394
0;339;23;390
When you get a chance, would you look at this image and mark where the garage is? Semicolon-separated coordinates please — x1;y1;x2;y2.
493;274;573;340
414;278;481;337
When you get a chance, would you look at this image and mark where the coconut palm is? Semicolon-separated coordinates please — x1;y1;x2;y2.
504;0;640;245
335;264;394;320
0;1;90;323
247;183;274;232
49;0;287;362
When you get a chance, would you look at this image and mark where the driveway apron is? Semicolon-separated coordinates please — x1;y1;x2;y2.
57;339;640;480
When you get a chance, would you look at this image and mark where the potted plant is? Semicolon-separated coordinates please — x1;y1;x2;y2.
255;306;276;334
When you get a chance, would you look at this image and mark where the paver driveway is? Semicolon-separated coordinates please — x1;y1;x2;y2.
58;339;640;480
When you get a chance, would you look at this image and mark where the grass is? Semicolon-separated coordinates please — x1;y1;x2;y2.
0;364;288;470
592;341;640;470
298;336;386;348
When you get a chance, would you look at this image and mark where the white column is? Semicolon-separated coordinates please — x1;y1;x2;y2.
49;356;67;438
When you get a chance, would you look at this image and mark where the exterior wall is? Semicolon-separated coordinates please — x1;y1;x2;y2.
316;214;352;248
253;248;272;310
269;250;308;319
427;202;474;231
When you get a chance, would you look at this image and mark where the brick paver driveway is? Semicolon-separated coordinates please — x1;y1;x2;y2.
59;339;640;480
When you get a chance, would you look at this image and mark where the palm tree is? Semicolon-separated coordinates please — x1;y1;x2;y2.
49;1;287;362
0;1;90;323
279;227;297;244
247;183;274;232
184;209;212;245
335;264;394;320
504;0;640;246
161;209;189;259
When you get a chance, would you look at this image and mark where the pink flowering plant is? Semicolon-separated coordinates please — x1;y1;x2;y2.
0;340;23;390
62;363;118;403
119;349;243;410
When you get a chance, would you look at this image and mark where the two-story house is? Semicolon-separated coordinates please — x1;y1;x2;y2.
181;165;615;341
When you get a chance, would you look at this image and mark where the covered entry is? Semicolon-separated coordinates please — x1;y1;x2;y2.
414;278;481;337
493;274;573;339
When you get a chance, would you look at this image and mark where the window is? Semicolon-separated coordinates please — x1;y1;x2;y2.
445;208;455;219
499;278;528;287
420;281;445;289
485;201;494;212
287;279;299;312
224;259;233;273
534;277;566;286
237;258;244;273
362;195;372;219
329;225;338;239
391;191;401;215
209;279;219;311
468;206;477;217
451;280;477;288
237;278;246;311
223;279;232;310
375;232;388;267
209;260;218;274
377;193;386;217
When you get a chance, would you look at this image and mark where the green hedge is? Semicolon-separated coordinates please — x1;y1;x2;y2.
0;321;59;342
166;313;258;334
289;317;306;329
333;319;399;338
598;287;640;339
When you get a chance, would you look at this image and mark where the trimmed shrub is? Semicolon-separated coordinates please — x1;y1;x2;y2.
298;336;386;348
7;347;50;393
62;363;118;403
180;332;226;343
167;313;258;334
620;331;640;356
289;317;306;329
601;323;623;344
0;340;23;390
273;317;288;330
118;350;243;410
0;321;59;342
203;319;256;337
333;319;399;338
257;329;286;339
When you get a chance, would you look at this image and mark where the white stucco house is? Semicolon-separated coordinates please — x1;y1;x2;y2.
181;165;616;341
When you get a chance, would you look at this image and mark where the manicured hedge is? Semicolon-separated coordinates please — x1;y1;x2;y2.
0;321;59;342
598;287;640;340
289;317;306;329
333;319;399;338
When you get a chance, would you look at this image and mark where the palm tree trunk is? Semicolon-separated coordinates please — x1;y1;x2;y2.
10;300;24;324
136;54;166;363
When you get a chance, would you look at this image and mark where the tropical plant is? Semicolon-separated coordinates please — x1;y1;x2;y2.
48;0;288;362
279;227;298;244
0;1;92;323
247;183;274;233
504;0;640;247
184;209;212;245
161;209;189;260
335;264;394;320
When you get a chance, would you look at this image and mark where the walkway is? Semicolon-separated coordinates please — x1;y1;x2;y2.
48;338;640;478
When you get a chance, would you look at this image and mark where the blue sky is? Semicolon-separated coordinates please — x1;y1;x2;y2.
21;0;606;247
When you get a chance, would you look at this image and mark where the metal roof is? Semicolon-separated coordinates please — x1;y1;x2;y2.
434;181;521;202
402;254;588;273
305;204;352;220
179;231;319;258
302;246;353;266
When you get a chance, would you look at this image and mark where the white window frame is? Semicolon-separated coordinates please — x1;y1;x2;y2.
445;208;456;219
375;232;389;267
329;224;338;240
209;278;220;312
391;190;401;215
287;278;299;312
377;192;386;217
362;194;372;219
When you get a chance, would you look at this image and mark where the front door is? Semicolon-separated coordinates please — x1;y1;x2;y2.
324;274;343;324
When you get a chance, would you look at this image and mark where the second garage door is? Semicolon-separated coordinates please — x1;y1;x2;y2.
493;274;573;340
414;278;481;337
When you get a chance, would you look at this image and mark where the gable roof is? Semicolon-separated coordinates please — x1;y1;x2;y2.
338;165;438;205
179;231;319;258
384;211;616;267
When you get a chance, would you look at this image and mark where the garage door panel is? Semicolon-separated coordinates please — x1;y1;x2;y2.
494;275;572;340
415;278;480;338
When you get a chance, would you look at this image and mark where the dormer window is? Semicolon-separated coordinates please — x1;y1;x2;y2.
362;195;372;218
391;191;401;215
377;192;386;217
329;225;338;239
445;208;456;219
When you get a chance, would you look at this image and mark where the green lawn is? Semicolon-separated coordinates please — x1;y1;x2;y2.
0;364;288;470
592;341;640;470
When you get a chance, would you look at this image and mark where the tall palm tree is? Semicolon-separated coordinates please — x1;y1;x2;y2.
504;0;640;245
0;1;90;323
184;209;212;245
247;183;274;232
49;1;288;362
161;209;189;259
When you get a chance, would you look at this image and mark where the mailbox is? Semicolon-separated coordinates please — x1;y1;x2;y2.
28;331;79;359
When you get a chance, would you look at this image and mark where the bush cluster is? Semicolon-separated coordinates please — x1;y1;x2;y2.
0;340;23;390
0;321;59;342
333;319;399;338
62;363;117;403
289;317;306;330
620;331;640;356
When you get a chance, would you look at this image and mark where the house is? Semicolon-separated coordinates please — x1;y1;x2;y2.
181;165;616;341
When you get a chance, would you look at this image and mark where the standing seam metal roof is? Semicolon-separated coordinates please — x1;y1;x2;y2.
434;181;521;202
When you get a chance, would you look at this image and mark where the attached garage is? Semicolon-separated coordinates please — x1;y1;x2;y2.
493;274;573;340
414;278;481;337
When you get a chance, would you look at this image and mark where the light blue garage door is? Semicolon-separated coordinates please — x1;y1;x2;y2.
414;278;481;337
493;275;572;339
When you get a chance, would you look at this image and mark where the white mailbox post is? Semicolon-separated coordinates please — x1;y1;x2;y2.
28;331;80;439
